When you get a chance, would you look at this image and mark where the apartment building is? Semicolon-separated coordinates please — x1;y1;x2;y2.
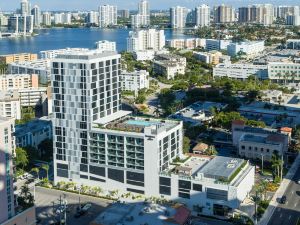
51;49;254;217
214;4;235;23
8;59;51;84
238;4;275;25
213;63;268;80
127;29;165;52
133;50;155;61
131;0;150;28
195;5;210;27
0;117;15;223
95;40;116;52
98;5;117;28
194;51;223;65
18;87;48;107
0;91;21;119
153;54;187;80
0;53;37;64
205;39;232;51
227;41;265;58
267;61;300;83
170;6;189;28
0;74;39;90
42;12;51;26
166;38;206;50
120;70;149;93
7;14;34;34
15;117;52;148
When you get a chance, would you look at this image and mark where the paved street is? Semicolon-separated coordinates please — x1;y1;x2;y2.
267;166;300;225
34;186;111;225
192;217;233;225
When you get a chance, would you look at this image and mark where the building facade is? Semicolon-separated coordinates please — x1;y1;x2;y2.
95;40;116;52
127;29;165;52
131;0;150;28
120;70;149;93
0;53;37;64
0;74;39;90
0;117;15;223
214;4;235;23
15;118;52;149
195;5;210;27
8;14;33;34
98;5;117;28
0;91;21;119
170;6;189;29
213;63;268;80
267;61;300;83
227;41;265;58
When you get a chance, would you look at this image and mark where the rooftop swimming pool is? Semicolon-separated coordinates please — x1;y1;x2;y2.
124;120;160;127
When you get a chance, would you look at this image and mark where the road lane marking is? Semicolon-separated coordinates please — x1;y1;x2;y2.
288;215;291;220
280;213;283;218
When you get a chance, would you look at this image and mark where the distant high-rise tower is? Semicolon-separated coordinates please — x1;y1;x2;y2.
195;4;210;27
31;5;41;27
42;12;51;26
98;5;117;28
170;6;189;29
138;0;150;16
20;0;30;15
131;0;150;28
214;4;235;23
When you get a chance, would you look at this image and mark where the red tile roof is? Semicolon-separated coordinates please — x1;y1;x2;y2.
280;127;292;133
173;206;191;225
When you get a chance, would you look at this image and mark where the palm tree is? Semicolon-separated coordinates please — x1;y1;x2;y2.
41;164;49;180
31;167;39;180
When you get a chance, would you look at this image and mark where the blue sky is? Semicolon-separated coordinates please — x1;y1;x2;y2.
1;0;298;11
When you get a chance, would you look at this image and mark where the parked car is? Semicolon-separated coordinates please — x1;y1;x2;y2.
280;195;287;204
74;210;84;218
56;205;68;214
81;203;92;212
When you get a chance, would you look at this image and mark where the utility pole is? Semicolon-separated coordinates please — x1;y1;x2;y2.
63;193;67;225
52;201;55;222
261;154;264;175
254;190;258;225
59;195;62;224
280;154;284;181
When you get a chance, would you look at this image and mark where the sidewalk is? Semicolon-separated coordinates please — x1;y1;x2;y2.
258;154;300;225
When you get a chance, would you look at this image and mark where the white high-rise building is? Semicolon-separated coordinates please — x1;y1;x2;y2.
54;13;63;24
20;0;30;15
31;5;41;27
51;49;255;217
127;29;165;52
95;40;116;52
98;5;117;28
195;5;210;27
131;0;150;28
254;4;274;25
138;0;150;16
87;11;99;25
54;13;72;25
170;6;189;29
214;4;235;23
42;12;51;26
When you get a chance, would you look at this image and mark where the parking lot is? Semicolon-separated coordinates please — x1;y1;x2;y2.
35;186;111;225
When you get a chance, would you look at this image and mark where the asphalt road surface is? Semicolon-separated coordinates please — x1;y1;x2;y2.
267;166;300;225
35;186;111;225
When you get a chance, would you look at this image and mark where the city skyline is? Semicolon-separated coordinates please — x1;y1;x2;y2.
0;0;299;11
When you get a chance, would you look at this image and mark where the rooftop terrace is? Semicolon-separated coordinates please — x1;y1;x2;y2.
93;111;180;134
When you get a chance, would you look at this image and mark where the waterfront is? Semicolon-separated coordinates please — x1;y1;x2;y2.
0;28;193;55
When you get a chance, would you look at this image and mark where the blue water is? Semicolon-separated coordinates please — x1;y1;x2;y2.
125;119;159;127
0;28;193;55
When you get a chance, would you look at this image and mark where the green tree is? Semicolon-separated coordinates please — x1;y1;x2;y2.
15;147;29;169
183;136;191;154
41;164;50;180
31;167;39;180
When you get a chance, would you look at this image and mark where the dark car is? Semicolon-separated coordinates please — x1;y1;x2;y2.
280;195;287;204
74;210;85;218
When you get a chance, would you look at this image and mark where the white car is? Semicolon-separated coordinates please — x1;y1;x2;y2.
297;180;300;184
81;203;92;212
56;205;68;214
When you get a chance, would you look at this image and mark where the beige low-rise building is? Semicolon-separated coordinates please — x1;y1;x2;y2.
0;91;21;119
194;51;223;65
0;53;38;64
0;74;39;91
